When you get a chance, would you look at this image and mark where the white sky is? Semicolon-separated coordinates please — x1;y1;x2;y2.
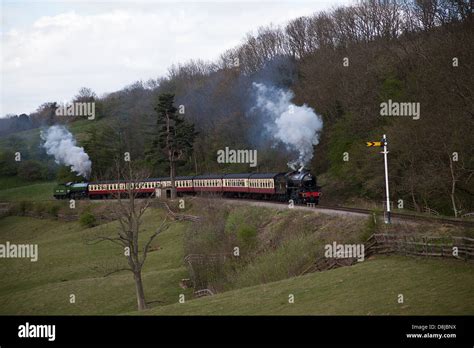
1;0;351;117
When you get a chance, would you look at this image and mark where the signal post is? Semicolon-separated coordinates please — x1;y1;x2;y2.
367;134;391;224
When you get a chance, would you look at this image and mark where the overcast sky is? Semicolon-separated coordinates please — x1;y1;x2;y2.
1;0;351;117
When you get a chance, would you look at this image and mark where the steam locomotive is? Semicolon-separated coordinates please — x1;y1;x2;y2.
53;169;321;204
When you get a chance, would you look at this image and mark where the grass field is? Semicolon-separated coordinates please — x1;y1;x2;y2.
139;255;474;315
0;119;103;149
0;182;56;201
0;212;193;315
0;208;473;315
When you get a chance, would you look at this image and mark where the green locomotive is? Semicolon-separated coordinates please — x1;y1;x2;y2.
53;182;89;199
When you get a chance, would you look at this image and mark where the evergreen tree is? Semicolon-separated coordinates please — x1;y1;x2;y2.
150;93;196;198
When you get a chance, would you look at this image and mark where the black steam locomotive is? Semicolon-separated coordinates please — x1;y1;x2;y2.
54;169;321;204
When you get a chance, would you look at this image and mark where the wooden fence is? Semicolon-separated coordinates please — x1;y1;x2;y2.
366;233;474;260
301;233;473;276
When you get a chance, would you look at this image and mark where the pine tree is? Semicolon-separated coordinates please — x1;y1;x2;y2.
151;93;196;198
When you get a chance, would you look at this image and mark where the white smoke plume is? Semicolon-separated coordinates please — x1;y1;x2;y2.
40;125;92;178
252;82;323;169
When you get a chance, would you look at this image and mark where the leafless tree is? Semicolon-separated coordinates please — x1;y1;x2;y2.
87;161;171;311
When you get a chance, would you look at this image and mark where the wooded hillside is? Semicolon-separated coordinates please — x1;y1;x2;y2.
1;0;472;216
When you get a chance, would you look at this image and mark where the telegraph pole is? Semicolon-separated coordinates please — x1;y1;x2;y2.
382;134;391;224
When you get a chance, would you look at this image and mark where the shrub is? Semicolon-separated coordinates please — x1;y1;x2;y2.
17;160;48;181
80;212;97;228
359;212;380;242
237;224;257;250
227;234;319;290
16;201;33;215
46;203;61;217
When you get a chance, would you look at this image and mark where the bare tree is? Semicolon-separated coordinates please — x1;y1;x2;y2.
87;161;171;311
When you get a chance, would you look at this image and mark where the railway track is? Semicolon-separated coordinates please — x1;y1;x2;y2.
1;198;473;227
317;205;474;227
221;198;474;227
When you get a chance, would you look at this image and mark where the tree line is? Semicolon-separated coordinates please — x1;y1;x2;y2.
0;0;472;215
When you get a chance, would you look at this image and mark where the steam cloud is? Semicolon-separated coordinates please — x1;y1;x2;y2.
41;125;92;178
252;82;323;169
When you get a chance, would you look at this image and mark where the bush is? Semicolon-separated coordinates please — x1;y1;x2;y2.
359;212;380;242
80;212;97;228
56;166;84;183
227;234;319;290
17;160;48;181
46;203;61;217
237;224;257;250
17;201;33;215
0;150;18;176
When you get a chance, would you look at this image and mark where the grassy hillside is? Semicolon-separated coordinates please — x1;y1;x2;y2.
0;211;192;315
0;203;472;315
0;119;101;148
0;182;55;201
139;255;474;315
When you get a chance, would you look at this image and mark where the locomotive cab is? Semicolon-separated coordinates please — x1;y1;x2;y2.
286;169;321;204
